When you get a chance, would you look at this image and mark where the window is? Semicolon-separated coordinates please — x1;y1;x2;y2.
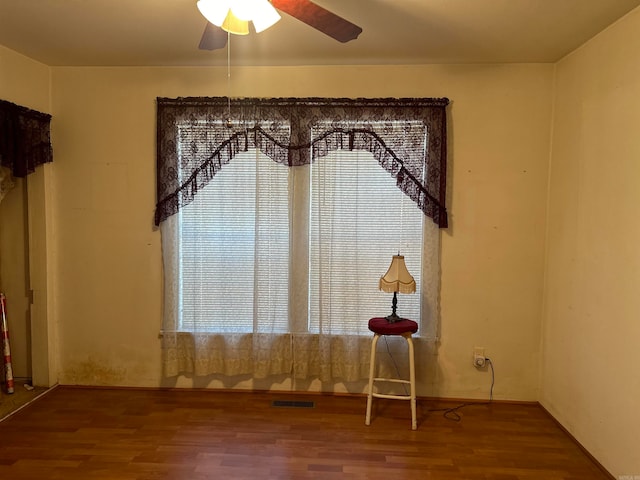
176;143;422;336
156;97;448;380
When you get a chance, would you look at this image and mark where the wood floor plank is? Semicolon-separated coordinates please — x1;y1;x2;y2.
0;386;612;479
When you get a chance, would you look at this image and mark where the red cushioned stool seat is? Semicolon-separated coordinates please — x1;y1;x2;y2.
365;317;418;430
368;317;418;336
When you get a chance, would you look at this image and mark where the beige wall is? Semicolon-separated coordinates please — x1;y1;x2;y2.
0;46;51;382
49;64;553;399
0;46;50;109
541;7;640;477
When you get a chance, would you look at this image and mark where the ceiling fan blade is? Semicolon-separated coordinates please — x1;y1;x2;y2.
270;0;362;43
199;22;228;50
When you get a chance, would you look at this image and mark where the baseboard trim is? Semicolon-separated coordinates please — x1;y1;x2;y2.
417;395;539;406
57;384;539;405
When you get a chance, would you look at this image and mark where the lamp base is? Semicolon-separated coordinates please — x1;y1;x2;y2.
385;313;403;323
385;291;402;322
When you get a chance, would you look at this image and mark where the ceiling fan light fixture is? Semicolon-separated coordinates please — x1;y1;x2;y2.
196;0;230;27
197;0;279;35
197;0;362;50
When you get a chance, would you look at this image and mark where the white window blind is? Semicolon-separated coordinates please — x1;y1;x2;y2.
308;148;424;335
177;147;290;333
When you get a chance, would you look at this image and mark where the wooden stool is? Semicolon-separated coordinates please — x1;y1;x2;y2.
365;317;418;430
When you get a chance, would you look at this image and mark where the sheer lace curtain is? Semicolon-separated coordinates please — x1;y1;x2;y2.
156;97;449;383
0;166;15;204
291;149;442;382
161;148;294;379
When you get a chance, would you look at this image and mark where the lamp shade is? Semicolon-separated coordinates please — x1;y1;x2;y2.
379;255;416;294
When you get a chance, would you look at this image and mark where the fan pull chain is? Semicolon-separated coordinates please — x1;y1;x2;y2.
226;30;232;128
399;186;406;253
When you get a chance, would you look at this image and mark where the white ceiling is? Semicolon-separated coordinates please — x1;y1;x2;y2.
1;0;639;67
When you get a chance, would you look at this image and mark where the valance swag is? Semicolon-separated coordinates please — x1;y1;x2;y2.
155;96;449;227
0;99;53;178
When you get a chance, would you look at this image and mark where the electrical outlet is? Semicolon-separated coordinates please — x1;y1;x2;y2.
473;347;486;368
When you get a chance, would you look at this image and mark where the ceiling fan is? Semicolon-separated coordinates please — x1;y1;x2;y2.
198;0;363;50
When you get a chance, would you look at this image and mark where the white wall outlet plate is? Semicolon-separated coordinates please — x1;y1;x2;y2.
473;347;486;367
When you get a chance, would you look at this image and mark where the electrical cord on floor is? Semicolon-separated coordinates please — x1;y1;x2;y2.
427;357;495;422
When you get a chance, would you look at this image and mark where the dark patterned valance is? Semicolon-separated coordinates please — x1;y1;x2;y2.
0;99;53;177
155;97;449;227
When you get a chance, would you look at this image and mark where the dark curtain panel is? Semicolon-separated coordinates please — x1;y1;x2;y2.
0;99;53;177
155;97;449;227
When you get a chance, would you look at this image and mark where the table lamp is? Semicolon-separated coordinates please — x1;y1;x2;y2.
379;254;416;323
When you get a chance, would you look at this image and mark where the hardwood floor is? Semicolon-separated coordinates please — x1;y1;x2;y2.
0;382;49;420
0;386;611;479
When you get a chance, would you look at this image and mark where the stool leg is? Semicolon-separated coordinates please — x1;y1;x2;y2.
365;333;380;426
406;334;417;430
